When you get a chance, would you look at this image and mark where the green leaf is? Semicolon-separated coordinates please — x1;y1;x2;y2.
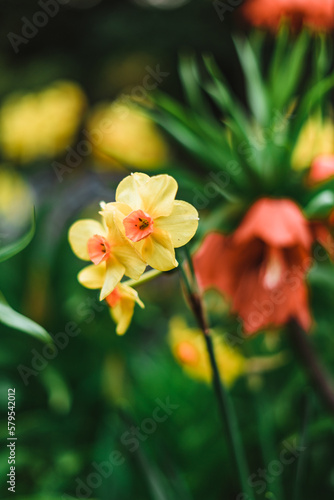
314;35;331;79
149;104;237;178
295;72;334;132
304;190;334;218
233;36;269;126
40;366;72;413
269;24;289;84
308;264;334;291
202;55;252;140
269;29;309;110
0;208;35;263
0;291;52;343
178;54;212;119
152;91;227;146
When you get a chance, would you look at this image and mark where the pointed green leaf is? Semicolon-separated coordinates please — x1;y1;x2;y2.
314;35;331;79
178;54;212;119
0;208;35;263
304;190;334;218
297;72;334;125
203;55;252;140
0;292;52;343
308;263;334;291
269;30;309;109
233;36;269;126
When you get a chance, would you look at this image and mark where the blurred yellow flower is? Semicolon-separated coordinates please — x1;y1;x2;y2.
0;167;34;235
292;115;334;170
106;283;144;335
168;317;245;387
0;81;86;163
68;213;146;300
101;172;199;271
86;100;169;170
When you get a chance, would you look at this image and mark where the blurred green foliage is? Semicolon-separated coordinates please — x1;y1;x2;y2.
1;1;334;499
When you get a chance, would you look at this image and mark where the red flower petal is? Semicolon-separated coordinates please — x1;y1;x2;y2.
87;234;111;265
106;287;121;308
123;209;154;243
233;198;312;249
194;198;313;334
309;155;334;184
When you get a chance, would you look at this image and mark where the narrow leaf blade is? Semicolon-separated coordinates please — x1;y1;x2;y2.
0;208;35;263
0;292;52;343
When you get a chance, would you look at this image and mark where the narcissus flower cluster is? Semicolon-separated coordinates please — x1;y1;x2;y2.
68;173;199;334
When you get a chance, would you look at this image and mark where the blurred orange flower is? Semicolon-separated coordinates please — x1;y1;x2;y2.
309;155;334;184
240;0;334;32
194;198;313;334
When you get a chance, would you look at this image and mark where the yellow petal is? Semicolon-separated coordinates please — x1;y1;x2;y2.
155;200;199;248
115;173;178;218
104;206;133;242
136;227;178;271
100;202;132;231
78;262;106;289
118;283;145;308
139;174;178;218
68;219;106;260
115;172;150;209
168;316;245;386
100;257;125;300
110;299;135;335
112;243;147;280
102;209;147;279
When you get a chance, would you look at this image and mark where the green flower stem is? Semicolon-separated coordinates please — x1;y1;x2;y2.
293;392;313;500
123;269;163;288
289;319;334;415
178;249;254;500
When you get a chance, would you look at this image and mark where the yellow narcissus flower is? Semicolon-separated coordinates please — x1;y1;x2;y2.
101;173;199;272
68;212;146;300
106;283;144;335
292;115;334;170
0;81;86;163
86;101;169;170
168;317;245;387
